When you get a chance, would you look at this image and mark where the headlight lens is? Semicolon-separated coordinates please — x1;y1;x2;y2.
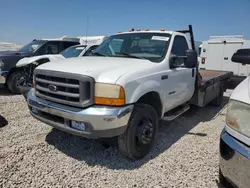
226;99;250;138
0;60;4;69
94;83;125;105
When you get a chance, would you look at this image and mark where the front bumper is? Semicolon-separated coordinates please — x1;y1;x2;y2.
27;89;133;138
219;128;250;188
0;69;8;85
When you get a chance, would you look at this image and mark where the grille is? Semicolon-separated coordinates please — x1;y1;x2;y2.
34;70;94;107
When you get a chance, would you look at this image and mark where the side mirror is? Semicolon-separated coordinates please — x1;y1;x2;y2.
231;49;250;65
184;50;197;68
169;55;178;69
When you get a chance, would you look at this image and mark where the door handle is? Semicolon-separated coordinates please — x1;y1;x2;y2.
224;57;228;60
161;75;168;80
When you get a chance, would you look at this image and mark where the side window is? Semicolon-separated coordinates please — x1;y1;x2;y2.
84;45;99;56
171;36;189;56
39;42;60;55
171;36;189;67
109;39;124;54
97;39;124;56
62;42;79;51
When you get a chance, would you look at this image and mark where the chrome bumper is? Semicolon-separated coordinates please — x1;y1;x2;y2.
220;128;250;188
0;69;8;85
27;89;133;138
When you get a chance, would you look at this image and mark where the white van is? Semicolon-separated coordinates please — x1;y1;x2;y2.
199;35;250;82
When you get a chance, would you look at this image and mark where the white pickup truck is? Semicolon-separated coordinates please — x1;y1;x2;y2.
16;36;107;96
219;48;250;188
17;36;107;68
27;25;232;159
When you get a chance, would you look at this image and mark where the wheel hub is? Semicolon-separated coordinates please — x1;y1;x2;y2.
135;117;154;145
16;76;26;87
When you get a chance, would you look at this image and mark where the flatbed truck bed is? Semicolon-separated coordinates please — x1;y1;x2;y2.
190;69;233;107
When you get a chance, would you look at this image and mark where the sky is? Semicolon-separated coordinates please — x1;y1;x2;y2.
0;0;249;45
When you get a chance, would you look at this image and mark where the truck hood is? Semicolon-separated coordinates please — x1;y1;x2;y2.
16;54;65;67
36;56;154;83
231;76;250;104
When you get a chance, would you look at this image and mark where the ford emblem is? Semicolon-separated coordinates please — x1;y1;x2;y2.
48;84;57;92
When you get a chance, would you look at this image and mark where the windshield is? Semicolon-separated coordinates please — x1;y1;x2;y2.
19;40;45;53
91;32;171;62
60;45;86;58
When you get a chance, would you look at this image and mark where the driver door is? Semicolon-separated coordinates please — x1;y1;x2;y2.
166;35;195;109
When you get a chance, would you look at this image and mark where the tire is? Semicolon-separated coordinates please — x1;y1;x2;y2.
219;168;232;188
22;93;28;101
211;89;224;106
118;104;158;160
7;70;25;94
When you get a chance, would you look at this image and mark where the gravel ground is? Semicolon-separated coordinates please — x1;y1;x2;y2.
0;89;232;188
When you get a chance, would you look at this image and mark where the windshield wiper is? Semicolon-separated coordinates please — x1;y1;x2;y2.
121;53;146;60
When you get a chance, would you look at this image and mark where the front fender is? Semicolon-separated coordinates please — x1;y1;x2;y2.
16;55;64;67
16;57;33;67
16;56;46;67
128;80;164;104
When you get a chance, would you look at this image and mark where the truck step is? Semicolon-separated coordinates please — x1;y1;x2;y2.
162;104;190;121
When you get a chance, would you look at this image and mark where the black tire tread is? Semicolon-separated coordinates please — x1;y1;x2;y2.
7;70;23;94
118;103;158;160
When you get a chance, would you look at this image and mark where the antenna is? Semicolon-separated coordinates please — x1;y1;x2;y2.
85;15;89;44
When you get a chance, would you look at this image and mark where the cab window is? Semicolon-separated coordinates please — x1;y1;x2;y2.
38;42;60;55
171;35;188;56
84;45;99;56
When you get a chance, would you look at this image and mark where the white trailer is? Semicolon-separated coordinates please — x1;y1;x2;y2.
199;35;250;82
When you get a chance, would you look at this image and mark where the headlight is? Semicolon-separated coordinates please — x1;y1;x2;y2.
226;99;250;138
0;60;4;69
94;83;125;105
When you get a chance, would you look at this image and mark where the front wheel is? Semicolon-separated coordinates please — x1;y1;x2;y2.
118;104;158;160
7;70;26;94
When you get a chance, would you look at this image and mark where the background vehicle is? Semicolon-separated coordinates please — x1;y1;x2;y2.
16;36;107;97
219;48;250;188
199;35;250;84
0;36;80;93
27;25;232;160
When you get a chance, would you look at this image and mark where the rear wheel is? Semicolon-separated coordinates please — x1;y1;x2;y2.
118;104;158;160
7;70;26;94
211;89;224;106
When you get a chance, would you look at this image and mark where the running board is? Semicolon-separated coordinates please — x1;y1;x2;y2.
162;104;190;121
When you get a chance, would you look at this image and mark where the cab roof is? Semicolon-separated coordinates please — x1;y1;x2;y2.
115;30;174;35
